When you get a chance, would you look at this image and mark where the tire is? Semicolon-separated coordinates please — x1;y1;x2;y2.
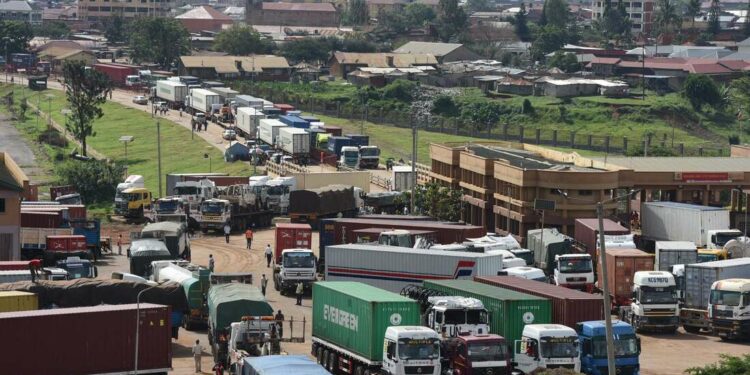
683;325;701;334
328;352;338;374
364;369;372;375
317;346;325;364
322;349;330;369
355;366;364;375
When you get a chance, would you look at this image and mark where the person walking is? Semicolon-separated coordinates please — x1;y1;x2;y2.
265;244;273;268
192;339;203;373
260;274;268;296
245;227;253;249
223;223;231;244
208;254;215;273
117;234;123;255
295;281;304;306
275;310;285;338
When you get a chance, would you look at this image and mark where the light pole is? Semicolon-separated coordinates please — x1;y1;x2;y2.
61;108;71;137
3;36;9;84
733;188;748;237
119;135;134;176
156;120;162;198
410;113;417;215
204;153;212;173
134;283;160;375
45;94;54;126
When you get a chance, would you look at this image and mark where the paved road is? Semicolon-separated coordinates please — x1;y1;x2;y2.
0;112;46;183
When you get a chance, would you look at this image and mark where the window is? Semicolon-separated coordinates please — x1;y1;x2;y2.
579;190;593;196
631;13;641;18
99;6;110;10
632;23;642;29
386;341;396;358
0;198;5;213
631;1;642;7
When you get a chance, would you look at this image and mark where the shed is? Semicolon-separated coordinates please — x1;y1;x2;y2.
224;141;250;162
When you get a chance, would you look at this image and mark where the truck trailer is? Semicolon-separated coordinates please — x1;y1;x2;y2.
156;80;189;108
641;201;736;249
277;127;310;163
236;107;265;138
289;185;359;225
259;119;287;146
598;248;655;307
189;88;222;114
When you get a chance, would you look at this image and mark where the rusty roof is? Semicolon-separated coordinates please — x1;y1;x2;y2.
262;2;336;12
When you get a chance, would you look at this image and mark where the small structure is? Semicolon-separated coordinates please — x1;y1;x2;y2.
394;42;481;63
495;77;533;96
329;52;438;79
224;141;250;162
179;55;291;80
176;5;234;33
535;78;629;98
0;152;30;260
246;1;339;27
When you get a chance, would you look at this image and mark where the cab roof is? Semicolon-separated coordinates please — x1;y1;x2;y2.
633;271;675;286
523;324;576;337
711;278;750;292
577;320;633;336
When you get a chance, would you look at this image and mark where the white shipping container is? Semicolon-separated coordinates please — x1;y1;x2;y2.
234;95;264;109
278;127;310;155
325;244;504;293
684;258;750;309
391;166;414;192
156;80;188;103
235;107;265;138
209;87;238;102
258;118;287;146
188;88;221;113
655;241;698;271
641;202;730;246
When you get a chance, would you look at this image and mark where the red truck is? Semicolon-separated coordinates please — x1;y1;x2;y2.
93;63;138;87
0;303;172;374
442;334;512;375
274;223;312;264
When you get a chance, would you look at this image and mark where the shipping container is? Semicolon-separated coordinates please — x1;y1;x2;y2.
0;291;38;312
299;115;320;123
525;228;574;274
422;280;551;347
207;283;274;334
236;107;265;138
290;186;357;224
273;103;295;114
0;304;171;374
49;185;76;200
599;249;655;306
352;228;436;244
312;281;421;362
392;166;414;192
45;235;87;253
278;127;311;156
325;244;504;293
654;241;698;272
241;355;329;375
328;136;353;156
475;276;603;327
259;118;287;146
274;223;313;264
21;206;71;223
70;219;102;252
20;227;73;250
357;214;434;221
344;134;370;147
641;202;730;247
209;87;239;102
279;115;310;129
20;211;63;228
0;261;29;271
322;125;343;137
574;218;629;257
93;63;138;86
189;88;222;113
156;80;189;104
684;258;750;309
234;95;264;109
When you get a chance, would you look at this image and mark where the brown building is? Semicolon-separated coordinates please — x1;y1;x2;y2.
178;55;291;80
78;0;172;22
37;47;97;73
246;1;339;27
329;51;438;78
394;42;481;63
0;153;29;261
430;142;750;244
176;5;234;33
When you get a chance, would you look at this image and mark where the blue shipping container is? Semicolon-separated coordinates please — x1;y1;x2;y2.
327;136;353;156
345;134;369;147
299;115;320;123
279;115;310;129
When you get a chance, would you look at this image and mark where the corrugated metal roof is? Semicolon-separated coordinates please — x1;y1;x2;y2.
333;52;437;67
181;55;290;73
0;1;31;12
394;41;464;57
176;5;232;20
591;156;750;172
262;2;336;12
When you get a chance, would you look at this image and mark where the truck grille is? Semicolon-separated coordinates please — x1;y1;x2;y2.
598;365;637;375
404;366;434;374
712;308;733;319
712;319;734;328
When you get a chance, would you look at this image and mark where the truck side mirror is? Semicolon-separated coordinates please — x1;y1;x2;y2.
386;352;392;360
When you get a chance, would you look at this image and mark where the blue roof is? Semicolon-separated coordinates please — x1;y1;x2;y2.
644;201;726;211
242;356;330;375
578;320;634;336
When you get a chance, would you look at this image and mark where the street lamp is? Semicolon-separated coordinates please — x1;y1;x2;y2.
119;135;134;176
134;283;160;375
61;108;71;137
733;188;748;238
204;153;212;173
3;36;9;84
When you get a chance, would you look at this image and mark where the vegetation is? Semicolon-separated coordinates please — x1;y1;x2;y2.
57;159;126;204
653;0;682;38
128;17;189;68
32;21;71;39
436;0;468;42
595;0;631;45
687;354;750;375
682;74;724;111
62;60;112;157
0;21;32;55
279;36;377;64
514;3;532;42
412;182;463;221
344;0;369;25
104;14;127;44
707;0;721;36
214;25;275;55
547;51;580;73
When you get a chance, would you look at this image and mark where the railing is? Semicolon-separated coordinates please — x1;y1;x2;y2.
265;160;310;177
371;174;391;190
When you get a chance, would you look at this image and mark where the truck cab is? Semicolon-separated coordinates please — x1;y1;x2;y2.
620;271;679;333
339;146;360;169
709;278;750;339
199;198;231;231
249;176;270;208
265;177;296;214
378;230;435;248
576;320;640;375
706;229;743;250
359;145;380;169
115;187;152;218
273;248;316;294
697;248;729;262
56;256;98;279
174;179;216;209
442;334;511;375
426;296;490;337
228;316;277;371
513;324;580;374
382;326;441;375
554;253;594;292
504;267;547;282
154;197;188;223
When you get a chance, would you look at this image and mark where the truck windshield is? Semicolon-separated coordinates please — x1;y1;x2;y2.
202;202;224;214
65;264;85;279
125;193;142;202
283;253;315;268
360;148;380;157
445;309;488;325
398;339;440;360
593;335;638;358
710;290;742;306
540;336;579;358
713;232;740;247
558;258;592;273
468;342;506;362
266;186;287;196
640;286;676;304
379;235;411;247
174;186;199;195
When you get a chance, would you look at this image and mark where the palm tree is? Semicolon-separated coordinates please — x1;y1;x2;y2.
653;0;682;37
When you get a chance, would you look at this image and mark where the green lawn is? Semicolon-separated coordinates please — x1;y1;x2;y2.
2;85;253;196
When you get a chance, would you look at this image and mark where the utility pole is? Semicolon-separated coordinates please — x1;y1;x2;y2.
597;202;617;375
156;120;162;198
410;115;417;215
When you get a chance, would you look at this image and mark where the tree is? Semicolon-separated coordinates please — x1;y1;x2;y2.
404;3;436;26
461;101;505;131
686;0;701;30
431;95;459;117
541;0;569;28
729;76;750;120
62;60;112;157
346;0;369;25
687;354;750;375
0;21;32;55
214;25;275;55
707;0;721;36
653;0;682;37
412;182;463;221
32;21;70;38
128;18;189;68
547;51;580;72
514;3;532;41
382;79;417;102
104;14;127;43
530;26;577;60
280;36;375;63
437;0;468;42
467;0;491;12
57;159;126;204
682;74;722;111
596;0;631;44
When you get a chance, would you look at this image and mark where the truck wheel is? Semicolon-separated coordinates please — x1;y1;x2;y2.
355;366;364;375
328;352;338;374
322;349;330;369
316;346;324;364
363;369;372;375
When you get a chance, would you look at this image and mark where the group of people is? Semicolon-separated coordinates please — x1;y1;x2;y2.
192;118;208;132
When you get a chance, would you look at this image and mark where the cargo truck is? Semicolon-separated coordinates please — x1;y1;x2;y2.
210;87;239;103
400;284;491;336
328;136;353;156
156;263;207;330
640;201;739;249
266;177;296;214
441;334;512;375
115;187;152;219
392;166;414;192
129;239;174;277
199;184;274;232
654;241;698;272
236;107;265;138
92;63;137;87
259;118;287;146
709;278;750;339
574;218;629;257
189;88;222;115
311;282;442;375
278;127;310;164
513;324;580;374
619;271;679;333
289;185;360;225
339;146;360;169
20;227;73;259
598;249;654;308
156;80;189;107
680;258;750;333
554;253;595;292
279;115;310;129
234;95;264;109
272;223;315;293
526;228;574;275
576;320;640;375
140;221;190;259
239;355;329;375
56;256;98;279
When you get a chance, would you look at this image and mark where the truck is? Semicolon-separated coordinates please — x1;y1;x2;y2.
0;304;172;374
156;79;189;107
265;177;296;214
259;119;287;146
312;281;442;375
151;196;189;223
236;107;265;138
274;248;317;295
45;234;89;263
129;239;174;277
278;115;310;129
441;334;512;375
115;187;153;219
69;219;104;258
140;221;190;259
400;285;490;337
574;218;629;257
199;188;274;232
709;278;750;339
328;136;353;156
641;201;737;249
20;227;73;259
239;355;328;375
189;88;222;114
654;241;698;272
208;283;275;367
0;268;69;283
55;256;98;279
173;178;217;208
619;271;679;333
503;266;547;282
274;223;312;265
234;95;264;110
526;228;574;275
210;87;239;103
598;249;654;307
576;320;640;375
278;127;310;164
513;324;580;374
680;258;750;333
289;185;360;225
156;263;207;330
92;63;138;87
339;146;360;169
554;253;595;292
392;166;414;192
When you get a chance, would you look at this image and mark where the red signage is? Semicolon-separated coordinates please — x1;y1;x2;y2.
679;172;730;182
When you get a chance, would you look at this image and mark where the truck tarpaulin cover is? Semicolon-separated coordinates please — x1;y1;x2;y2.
208;283;274;332
289;185;355;216
242;355;330;375
0;279;188;311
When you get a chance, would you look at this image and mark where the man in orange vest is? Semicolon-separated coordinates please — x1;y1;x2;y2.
244;227;254;250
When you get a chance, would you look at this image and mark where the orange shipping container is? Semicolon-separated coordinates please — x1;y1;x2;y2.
598;248;654;306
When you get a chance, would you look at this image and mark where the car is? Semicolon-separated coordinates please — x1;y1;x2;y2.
132;95;148;105
222;128;237;140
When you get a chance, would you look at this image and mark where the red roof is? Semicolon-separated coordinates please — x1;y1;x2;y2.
687;63;733;74
590;57;621;65
719;60;750;71
262;2;336;12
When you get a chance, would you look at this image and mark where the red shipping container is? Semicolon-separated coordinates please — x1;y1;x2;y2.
0;261;30;270
0;304;172;374
321;125;343;137
62;204;87;220
475;276;604;327
274;223;312;264
184;175;248;187
574;218;629;257
46;235;87;252
21;211;61;228
21;206;69;222
273;103;295;114
49;185;76;200
332;218;485;248
93;63;138;86
598;248;655;306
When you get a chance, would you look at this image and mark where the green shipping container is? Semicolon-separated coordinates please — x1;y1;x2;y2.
208;284;274;333
422;280;551;346
313;282;421;362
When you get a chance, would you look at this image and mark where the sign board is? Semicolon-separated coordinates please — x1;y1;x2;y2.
675;172;730;182
534;199;556;211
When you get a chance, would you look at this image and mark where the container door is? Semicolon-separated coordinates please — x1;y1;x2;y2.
613;258;633;299
634;257;654;272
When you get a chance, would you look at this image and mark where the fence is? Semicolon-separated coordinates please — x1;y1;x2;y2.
265;160;310;177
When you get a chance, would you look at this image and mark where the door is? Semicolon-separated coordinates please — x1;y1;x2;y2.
383;340;398;375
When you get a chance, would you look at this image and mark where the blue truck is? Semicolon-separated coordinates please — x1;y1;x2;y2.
344;134;369;147
327;136;353;156
576;320;640;375
240;355;328;375
69;219;103;258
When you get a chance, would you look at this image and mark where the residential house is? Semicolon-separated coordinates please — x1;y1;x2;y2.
0;0;41;24
496;77;534;95
246;1;339;27
588;57;745;88
0;153;29;261
535;78;629;97
366;0;404;15
37;47;97;73
178;55;291;80
78;0;173;22
176;5;234;33
329;52;438;78
394;42;482;63
223;6;245;20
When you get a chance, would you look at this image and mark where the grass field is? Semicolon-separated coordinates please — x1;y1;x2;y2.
1;85;253;196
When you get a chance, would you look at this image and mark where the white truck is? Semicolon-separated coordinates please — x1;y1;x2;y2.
173;179;216;210
188;88;222;114
358;145;381;169
553;253;595;292
424;296;490;336
655;241;698;272
513;324;580;374
641;201;739;248
278;127;310;163
504;266;547;282
709;278;750;339
227;318;278;370
620;271;679;333
339;146;360;169
233;95;264;110
156;80;188;106
273;248;317;295
235;107;265;139
114;174;145;207
258;118;287;147
265;176;296;214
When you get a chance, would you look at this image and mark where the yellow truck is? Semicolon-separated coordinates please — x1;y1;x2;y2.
115;187;153;219
0;291;38;312
698;248;730;262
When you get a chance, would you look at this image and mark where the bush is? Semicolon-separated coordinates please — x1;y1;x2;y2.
382;79;417;102
687;354;750;375
626;144;677;156
683;74;723;111
729;134;741;145
56;159;126;204
432;95;460;117
522;99;534;114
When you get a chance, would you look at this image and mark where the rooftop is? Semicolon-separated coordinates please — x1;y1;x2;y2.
394;41;465;57
0;153;26;192
176;5;232;20
261;2;336;12
590;156;750;172
180;55;290;73
0;0;31;12
466;144;600;171
333;52;438;67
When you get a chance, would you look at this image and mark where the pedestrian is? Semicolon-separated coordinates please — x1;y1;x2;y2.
223;223;231;244
212;362;224;375
265;244;273;267
275;310;285;338
204;121;208;131
245;227;253;249
295;281;304;306
28;258;41;283
260;274;268;296
403;206;409;215
192;339;203;373
208;254;215;273
117;234;123;255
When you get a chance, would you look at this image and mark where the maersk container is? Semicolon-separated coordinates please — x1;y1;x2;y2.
422;280;551;347
189;88;222;113
278;127;311;156
641;202;730;246
312;281;421;362
208;283;274;333
0;291;38;312
324;244;504;293
655;241;698;272
258;118;287;146
236;107;265;138
156;80;188;103
684;258;750;309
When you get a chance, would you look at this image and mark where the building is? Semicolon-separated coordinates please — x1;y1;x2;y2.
329;52;438;78
535;78;630;98
394;42;481;63
429;142;750;244
37;47;97;73
366;0;404;15
591;0;653;34
0;153;29;261
246;1;339;27
178;54;291;80
0;1;40;24
176;5;234;33
78;0;173;22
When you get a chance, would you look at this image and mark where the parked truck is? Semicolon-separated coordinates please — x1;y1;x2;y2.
328;136;353;156
199;184;274;232
289;185;360;225
156;80;189;107
654;241;698;272
619;271;679;333
115;181;152;219
359;147;380;169
598;249;655;308
173;178;217;209
392;166;414;192
20;227;73;259
234;95;264;110
641;201;739;249
239;355;329;375
259;119;287;146
189;88;222;115
156;263;207;330
312;281;442;375
55;256;98;279
93;63;138;87
709;278;750;339
236;107;265;138
278;127;310;164
576;320;640;375
338;146;360;169
129;239;174;277
140;221;190;259
526;228;574;275
441;334;512;375
574;218;629;257
513;324;580;374
400;284;491;336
